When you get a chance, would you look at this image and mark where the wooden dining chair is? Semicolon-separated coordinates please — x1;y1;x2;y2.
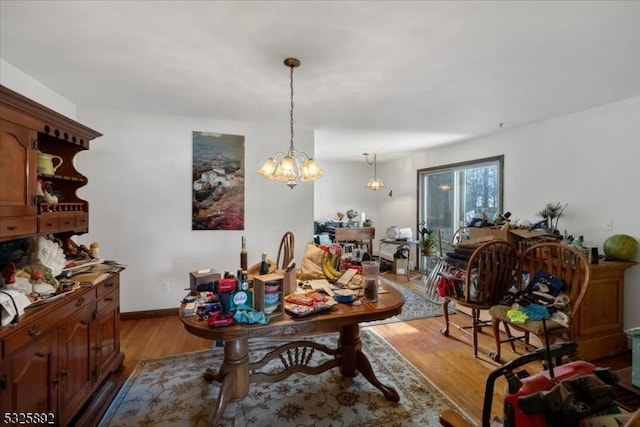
489;242;589;363
276;231;295;270
440;240;519;358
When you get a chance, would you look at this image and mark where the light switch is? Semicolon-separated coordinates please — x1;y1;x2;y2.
603;217;613;232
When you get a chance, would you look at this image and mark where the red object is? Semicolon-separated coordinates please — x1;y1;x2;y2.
207;311;234;327
504;360;598;427
216;278;237;293
1;263;17;284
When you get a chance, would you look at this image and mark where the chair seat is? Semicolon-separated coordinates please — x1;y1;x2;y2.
489;304;565;335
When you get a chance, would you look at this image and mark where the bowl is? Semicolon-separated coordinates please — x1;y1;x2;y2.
264;293;280;305
263;303;280;314
265;284;280;293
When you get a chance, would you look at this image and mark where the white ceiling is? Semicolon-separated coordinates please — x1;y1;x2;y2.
2;1;640;162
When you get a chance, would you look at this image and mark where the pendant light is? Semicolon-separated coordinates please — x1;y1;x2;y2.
257;57;324;189
364;153;384;190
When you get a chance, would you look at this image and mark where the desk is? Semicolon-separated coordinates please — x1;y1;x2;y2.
378;239;420;280
180;284;404;426
333;227;375;254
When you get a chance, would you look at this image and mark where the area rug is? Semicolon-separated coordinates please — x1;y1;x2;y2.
362;276;453;326
99;329;468;427
613;367;640;412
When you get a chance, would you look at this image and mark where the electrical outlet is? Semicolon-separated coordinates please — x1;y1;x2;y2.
603;217;613;232
161;281;170;293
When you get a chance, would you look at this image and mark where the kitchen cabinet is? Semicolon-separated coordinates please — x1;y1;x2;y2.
0;272;123;426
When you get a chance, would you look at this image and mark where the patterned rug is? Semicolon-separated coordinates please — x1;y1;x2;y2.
99;329;468;426
362;276;452;326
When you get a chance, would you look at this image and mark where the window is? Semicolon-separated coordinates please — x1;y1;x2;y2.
417;155;503;244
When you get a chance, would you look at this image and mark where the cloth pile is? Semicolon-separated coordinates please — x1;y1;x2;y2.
504;271;571;327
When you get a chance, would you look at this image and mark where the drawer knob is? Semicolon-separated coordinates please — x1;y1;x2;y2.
28;324;42;337
75;296;85;307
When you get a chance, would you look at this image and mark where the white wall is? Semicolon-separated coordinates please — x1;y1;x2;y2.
71;107;316;312
367;96;640;329
313;160;383;231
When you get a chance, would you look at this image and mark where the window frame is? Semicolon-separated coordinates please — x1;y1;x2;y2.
416;155;504;241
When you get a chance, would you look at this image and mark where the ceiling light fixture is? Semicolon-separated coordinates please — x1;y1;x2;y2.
257;57;323;189
363;153;385;190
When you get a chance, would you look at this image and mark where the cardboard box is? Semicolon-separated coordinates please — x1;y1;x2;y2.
189;268;221;291
468;227;554;250
393;258;408;276
252;272;285;321
469;227;516;245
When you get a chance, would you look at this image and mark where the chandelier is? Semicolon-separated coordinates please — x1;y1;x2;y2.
364;153;384;190
257;57;324;189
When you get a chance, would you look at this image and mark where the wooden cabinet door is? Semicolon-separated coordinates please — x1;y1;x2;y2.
0;118;37;217
0;363;9;414
5;330;58;414
95;297;120;380
58;303;94;425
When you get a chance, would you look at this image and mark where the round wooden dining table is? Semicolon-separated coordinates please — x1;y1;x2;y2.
179;283;404;426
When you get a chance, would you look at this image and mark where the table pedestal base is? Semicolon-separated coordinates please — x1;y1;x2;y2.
203;323;399;426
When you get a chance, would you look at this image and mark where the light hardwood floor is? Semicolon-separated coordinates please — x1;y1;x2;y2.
118;272;631;425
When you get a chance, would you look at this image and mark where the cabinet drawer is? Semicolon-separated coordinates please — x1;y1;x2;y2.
74;211;88;230
2;290;94;356
96;273;120;298
38;214;60;233
97;289;118;313
59;213;75;231
0;216;37;239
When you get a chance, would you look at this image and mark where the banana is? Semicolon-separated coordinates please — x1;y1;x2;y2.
322;252;342;281
321;253;336;280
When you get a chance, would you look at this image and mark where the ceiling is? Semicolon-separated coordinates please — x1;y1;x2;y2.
2;1;640;162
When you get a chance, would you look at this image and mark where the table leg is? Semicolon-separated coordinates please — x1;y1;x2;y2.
202;337;250;426
339;324;400;402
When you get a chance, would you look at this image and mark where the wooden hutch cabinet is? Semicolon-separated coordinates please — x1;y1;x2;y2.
574;260;636;361
0;85;123;425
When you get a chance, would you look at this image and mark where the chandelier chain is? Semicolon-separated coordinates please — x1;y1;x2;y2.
289;64;295;151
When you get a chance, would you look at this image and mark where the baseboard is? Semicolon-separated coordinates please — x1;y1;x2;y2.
72;374;124;427
120;307;178;321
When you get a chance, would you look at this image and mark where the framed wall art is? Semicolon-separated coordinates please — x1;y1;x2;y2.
192;131;245;230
